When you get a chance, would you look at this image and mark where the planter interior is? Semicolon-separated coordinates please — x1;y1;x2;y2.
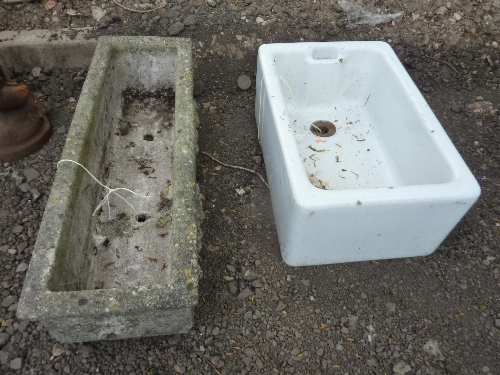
18;37;202;342
50;50;180;293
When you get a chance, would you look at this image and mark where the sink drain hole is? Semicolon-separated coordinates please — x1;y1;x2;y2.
136;214;148;222
310;121;336;137
143;134;154;141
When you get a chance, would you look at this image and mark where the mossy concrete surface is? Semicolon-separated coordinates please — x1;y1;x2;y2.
17;37;203;342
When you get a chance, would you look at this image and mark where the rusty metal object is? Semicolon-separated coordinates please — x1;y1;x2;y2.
0;67;52;162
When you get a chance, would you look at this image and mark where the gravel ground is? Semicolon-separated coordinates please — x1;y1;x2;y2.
1;0;499;374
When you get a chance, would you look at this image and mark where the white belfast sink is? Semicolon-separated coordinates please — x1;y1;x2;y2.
255;41;480;266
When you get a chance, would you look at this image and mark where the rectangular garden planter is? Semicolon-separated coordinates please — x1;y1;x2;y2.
17;36;203;342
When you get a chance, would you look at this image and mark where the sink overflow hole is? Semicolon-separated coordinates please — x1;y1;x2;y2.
310;121;336;137
143;134;154;141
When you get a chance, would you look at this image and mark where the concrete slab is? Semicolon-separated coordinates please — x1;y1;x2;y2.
0;28;96;70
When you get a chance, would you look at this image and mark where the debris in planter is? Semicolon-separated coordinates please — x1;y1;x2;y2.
157;217;171;228
116;119;131;136
158;185;172;211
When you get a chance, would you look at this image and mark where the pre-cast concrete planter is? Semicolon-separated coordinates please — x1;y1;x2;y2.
17;37;203;342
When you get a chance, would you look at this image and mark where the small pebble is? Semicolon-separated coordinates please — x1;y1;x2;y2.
1;295;18;308
12;225;24;234
52;343;65;357
0;333;9;348
15;262;29;272
173;364;185;374
237;75;251;90
31;67;42;77
386;302;396;313
9;357;22;371
10;171;26;185
169;22;184;36
23;167;40;183
275;300;286;311
183;15;197;26
393;360;411;374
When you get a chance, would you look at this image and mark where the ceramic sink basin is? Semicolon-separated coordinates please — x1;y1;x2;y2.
255;41;480;266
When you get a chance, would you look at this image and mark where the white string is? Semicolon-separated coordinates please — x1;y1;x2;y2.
57;159;149;220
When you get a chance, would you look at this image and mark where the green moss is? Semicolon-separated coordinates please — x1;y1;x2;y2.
48;55;111;291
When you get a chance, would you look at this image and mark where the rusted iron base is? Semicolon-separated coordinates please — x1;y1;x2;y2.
0;114;52;162
0;68;53;162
